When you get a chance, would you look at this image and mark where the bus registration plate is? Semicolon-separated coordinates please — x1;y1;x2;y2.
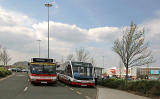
41;82;47;84
81;85;87;86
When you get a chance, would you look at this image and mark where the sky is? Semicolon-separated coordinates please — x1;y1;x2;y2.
0;0;160;68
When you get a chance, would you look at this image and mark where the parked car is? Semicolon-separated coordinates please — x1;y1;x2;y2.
8;68;22;72
9;68;17;72
8;68;12;71
21;69;29;72
16;68;22;72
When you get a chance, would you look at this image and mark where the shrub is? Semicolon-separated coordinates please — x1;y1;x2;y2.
98;78;160;96
149;81;160;96
98;78;125;89
0;67;12;77
127;80;159;94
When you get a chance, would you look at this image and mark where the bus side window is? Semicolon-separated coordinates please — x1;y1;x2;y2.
67;65;72;77
64;67;67;75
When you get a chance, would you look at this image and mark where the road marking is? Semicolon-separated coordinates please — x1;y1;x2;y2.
28;79;29;82
96;87;99;99
24;87;28;92
70;88;74;90
84;96;92;99
16;75;25;77
76;91;82;95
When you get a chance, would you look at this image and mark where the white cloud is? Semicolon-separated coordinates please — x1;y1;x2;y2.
0;7;34;27
88;27;121;42
144;19;160;42
33;22;89;43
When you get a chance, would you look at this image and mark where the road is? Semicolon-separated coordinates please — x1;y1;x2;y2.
0;72;97;99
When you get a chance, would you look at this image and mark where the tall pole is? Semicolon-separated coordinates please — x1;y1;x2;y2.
102;56;104;67
37;40;41;57
45;3;52;59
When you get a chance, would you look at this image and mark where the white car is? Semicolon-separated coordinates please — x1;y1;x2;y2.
21;69;29;72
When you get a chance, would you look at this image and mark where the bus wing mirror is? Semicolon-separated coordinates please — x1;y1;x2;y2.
28;63;30;66
56;65;60;68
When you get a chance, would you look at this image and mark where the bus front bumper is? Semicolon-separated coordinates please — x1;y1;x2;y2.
71;82;95;86
29;76;57;84
30;79;57;84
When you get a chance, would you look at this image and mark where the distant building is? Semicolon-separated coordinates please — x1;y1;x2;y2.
106;67;117;76
137;67;160;80
94;67;104;78
105;66;160;80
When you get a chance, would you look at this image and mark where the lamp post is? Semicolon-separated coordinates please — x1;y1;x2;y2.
102;56;104;67
45;3;52;58
37;40;41;57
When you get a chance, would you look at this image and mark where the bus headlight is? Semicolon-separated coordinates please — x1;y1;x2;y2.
51;77;56;80
73;79;79;82
30;76;37;81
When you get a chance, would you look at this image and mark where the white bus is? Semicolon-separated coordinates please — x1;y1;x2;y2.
58;61;95;87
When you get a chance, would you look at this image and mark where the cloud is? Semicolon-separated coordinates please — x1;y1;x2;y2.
142;15;160;67
144;19;160;43
33;22;89;43
0;7;34;27
88;27;121;42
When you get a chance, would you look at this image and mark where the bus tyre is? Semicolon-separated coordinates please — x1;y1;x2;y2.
30;81;36;86
68;80;71;86
57;76;59;80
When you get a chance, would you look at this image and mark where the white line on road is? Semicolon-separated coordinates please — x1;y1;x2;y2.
76;91;82;95
16;75;25;77
84;96;92;99
70;88;74;91
24;87;28;92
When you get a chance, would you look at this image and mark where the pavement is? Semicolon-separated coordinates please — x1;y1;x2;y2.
97;86;150;99
0;72;96;99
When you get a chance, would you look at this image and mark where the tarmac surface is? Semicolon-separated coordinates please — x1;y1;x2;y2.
0;72;97;99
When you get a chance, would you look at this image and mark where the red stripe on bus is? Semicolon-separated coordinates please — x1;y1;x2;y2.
36;79;52;81
31;74;56;77
71;82;95;86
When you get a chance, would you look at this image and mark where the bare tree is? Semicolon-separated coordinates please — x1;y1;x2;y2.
90;57;96;66
66;54;74;61
1;48;11;66
60;56;64;63
119;60;124;79
113;22;154;80
75;48;90;62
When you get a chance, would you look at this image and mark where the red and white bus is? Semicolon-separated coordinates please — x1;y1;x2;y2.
58;61;95;87
29;58;57;84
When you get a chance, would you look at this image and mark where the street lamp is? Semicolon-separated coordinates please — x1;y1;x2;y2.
37;40;41;57
45;3;52;58
102;56;104;67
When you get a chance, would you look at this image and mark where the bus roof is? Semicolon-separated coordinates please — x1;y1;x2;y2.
30;62;56;65
31;58;55;63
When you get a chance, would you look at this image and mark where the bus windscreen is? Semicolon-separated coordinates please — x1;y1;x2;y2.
30;64;56;74
72;62;93;80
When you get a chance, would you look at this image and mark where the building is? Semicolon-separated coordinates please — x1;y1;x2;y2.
105;66;160;80
105;67;135;78
94;67;104;78
137;67;160;80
